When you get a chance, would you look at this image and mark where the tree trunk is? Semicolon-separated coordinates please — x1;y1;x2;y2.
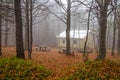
4;16;9;47
0;10;2;56
24;0;29;50
66;0;71;55
14;0;25;59
28;0;33;59
111;15;116;56
92;22;98;53
0;0;2;56
116;2;120;55
24;23;29;50
96;10;107;60
4;1;10;47
111;0;117;56
106;16;112;49
118;20;120;54
83;8;91;62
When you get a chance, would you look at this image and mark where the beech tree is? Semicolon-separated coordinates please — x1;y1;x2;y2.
0;0;2;56
48;0;72;55
66;0;71;55
14;0;25;59
95;0;112;60
111;0;117;56
78;0;113;59
3;1;12;47
23;0;35;59
116;2;120;54
29;0;33;59
83;6;92;62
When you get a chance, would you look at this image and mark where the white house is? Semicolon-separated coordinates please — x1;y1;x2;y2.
57;30;94;49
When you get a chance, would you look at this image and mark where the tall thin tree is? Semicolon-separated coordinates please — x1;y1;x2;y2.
83;6;91;62
28;0;33;59
66;0;71;55
111;0;117;56
95;0;111;60
24;0;29;50
14;0;25;59
0;0;2;56
4;1;10;47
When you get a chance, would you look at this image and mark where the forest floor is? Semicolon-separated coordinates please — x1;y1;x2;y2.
1;47;120;79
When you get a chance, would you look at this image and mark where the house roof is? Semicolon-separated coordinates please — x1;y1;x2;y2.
57;30;91;39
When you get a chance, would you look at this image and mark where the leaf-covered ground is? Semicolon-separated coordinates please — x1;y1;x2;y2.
68;60;120;80
1;47;120;79
0;57;50;80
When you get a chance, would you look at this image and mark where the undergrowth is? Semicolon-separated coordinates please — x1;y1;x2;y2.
1;57;120;80
0;57;51;80
66;60;120;80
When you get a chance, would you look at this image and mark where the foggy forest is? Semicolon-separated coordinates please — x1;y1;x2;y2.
0;0;120;79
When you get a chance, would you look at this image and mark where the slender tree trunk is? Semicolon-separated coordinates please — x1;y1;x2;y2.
0;10;2;56
106;24;111;49
111;0;117;56
106;16;112;49
25;0;30;59
111;15;116;56
66;0;71;55
116;2;120;55
92;22;98;52
0;0;2;56
14;0;25;59
28;0;33;59
24;0;29;50
4;1;10;47
118;20;120;54
116;10;120;54
25;23;28;50
83;8;91;62
4;17;9;47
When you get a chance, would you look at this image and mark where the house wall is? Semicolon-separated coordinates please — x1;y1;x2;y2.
82;34;94;49
88;34;94;48
58;38;80;49
71;39;80;49
58;38;66;48
58;33;94;49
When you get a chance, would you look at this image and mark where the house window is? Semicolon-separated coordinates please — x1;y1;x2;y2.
73;40;77;44
62;39;65;44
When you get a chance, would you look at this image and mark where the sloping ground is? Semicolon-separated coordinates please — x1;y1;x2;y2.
1;47;120;79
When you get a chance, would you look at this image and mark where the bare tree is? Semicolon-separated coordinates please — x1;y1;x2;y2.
48;0;72;55
95;0;111;60
4;15;9;47
111;0;117;56
66;0;71;55
36;0;72;54
0;0;2;56
14;0;25;59
28;0;33;59
24;0;29;50
83;8;91;62
22;0;35;59
4;1;11;47
116;3;120;55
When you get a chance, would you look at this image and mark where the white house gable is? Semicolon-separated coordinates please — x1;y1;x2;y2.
57;30;94;49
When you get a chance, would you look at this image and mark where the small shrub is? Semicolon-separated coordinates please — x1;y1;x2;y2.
68;60;120;80
0;57;51;79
